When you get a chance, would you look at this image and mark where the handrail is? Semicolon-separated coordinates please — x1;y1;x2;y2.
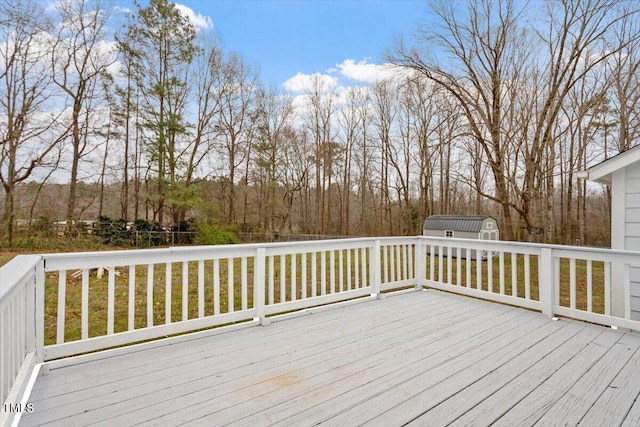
39;238;417;360
0;255;42;427
1;235;639;425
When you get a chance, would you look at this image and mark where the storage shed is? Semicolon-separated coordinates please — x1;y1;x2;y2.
578;145;640;322
423;215;499;240
422;215;499;260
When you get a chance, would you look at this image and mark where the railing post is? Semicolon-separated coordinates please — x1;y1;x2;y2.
254;247;270;326
35;257;45;363
415;237;424;290
25;265;36;356
539;248;555;319
610;261;626;319
623;264;631;320
370;239;383;299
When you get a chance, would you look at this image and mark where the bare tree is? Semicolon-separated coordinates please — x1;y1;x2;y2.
252;86;294;232
337;86;370;235
391;0;638;241
303;74;337;234
211;53;258;225
0;0;64;241
390;0;527;239
372;79;397;234
51;0;115;235
606;6;640;153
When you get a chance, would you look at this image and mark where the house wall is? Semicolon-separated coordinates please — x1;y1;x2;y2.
624;162;640;321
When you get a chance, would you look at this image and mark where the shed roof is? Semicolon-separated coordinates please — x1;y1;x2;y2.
576;144;640;185
423;215;495;233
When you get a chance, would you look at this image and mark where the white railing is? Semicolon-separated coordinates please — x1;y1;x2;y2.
39;237;416;360
1;236;638;424
0;255;43;426
416;237;640;331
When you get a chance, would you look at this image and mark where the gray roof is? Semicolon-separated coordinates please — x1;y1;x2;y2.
423;215;495;233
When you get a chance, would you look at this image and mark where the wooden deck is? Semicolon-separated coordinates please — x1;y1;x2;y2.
19;289;640;427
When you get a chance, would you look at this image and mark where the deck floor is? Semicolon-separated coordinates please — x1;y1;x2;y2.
19;290;640;427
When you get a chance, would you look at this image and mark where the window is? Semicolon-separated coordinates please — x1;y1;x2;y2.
445;230;454;237
486;222;493;229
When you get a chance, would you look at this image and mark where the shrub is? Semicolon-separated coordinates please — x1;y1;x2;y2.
94;216;130;246
196;223;239;245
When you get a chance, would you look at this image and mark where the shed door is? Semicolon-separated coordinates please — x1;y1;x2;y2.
480;231;497;240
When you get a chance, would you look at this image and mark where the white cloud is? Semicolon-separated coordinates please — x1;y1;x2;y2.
175;4;213;32
335;58;399;83
283;72;339;93
114;5;132;14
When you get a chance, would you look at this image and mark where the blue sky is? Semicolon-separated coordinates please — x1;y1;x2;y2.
172;0;429;88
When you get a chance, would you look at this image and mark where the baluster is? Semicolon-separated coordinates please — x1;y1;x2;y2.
321;251;327;295
241;257;248;310
438;246;443;283
182;262;189;321
268;256;274;305
280;255;286;303
165;263;172;323
312;252;317;297
147;264;154;326
213;259;220;315
488;251;493;293
56;270;66;344
354;248;360;289
127;266;135;331
339;250;344;292
228;259;234;313
466;248;471;288
301;252;307;299
291;253;297;301
604;262;611;316
430;245;435;282
511;253;517;297
447;246;452;284
586;260;593;312
524;254;531;300
499;252;505;295
569;258;576;309
198;260;205;318
409;244;414;279
330;250;336;294
456;247;461;287
476;252;482;290
107;266;115;335
82;269;90;338
347;249;352;290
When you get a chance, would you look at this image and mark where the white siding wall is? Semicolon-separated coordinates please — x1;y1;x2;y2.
625;163;640;321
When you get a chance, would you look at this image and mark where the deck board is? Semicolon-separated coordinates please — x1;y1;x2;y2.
429;325;607;426
19;289;640;427
401;321;600;426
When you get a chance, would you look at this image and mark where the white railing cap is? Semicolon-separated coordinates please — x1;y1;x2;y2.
0;255;41;300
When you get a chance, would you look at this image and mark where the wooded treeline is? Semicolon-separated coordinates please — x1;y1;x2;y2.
1;0;638;245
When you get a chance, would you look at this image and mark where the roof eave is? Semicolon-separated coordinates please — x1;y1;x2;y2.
576;170;612;185
579;145;640;185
